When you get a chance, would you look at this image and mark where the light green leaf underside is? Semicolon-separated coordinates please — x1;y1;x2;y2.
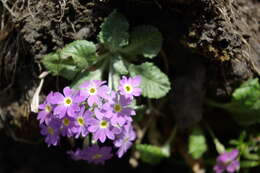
129;62;171;99
188;127;208;159
135;144;169;165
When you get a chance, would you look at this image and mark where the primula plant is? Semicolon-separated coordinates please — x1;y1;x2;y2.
35;9;260;172
1;0;260;172
38;10;170;164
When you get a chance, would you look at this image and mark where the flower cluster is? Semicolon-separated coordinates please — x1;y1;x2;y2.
67;145;113;165
214;149;240;173
37;76;141;163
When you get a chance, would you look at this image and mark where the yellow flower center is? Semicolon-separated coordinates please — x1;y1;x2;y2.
64;97;72;106
45;105;52;113
114;104;122;113
124;85;132;93
63;118;70;126
47;127;54;135
100;120;108;128
92;154;102;160
88;87;97;95
124;137;129;143
77;117;85;126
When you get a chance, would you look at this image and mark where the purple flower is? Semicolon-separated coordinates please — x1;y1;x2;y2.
37;92;55;124
52;87;80;118
40;120;61;147
114;123;136;158
119;76;142;99
79;80;110;107
67;149;85;161
84;145;113;165
88;109;120;143
60;116;75;137
214;149;240;173
71;107;91;138
104;92;135;127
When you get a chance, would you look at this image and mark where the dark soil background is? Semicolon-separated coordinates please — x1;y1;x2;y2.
0;0;260;172
0;134;189;173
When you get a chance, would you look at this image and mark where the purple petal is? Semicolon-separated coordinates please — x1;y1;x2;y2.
39;104;45;110
112;127;122;134
52;92;64;104
63;87;74;97
68;104;80;117
133;88;142;96
95;130;106;143
227;149;239;161
213;165;225;173
88;125;99;132
105;129;115;140
54;105;67;118
98;86;110;99
94;108;104;120
73;93;85;103
132;76;141;86
37;111;47;124
226;160;240;173
217;149;239;164
121;107;135;116
119;95;131;106
114;138;124;147
117;147;124;158
88;95;99;107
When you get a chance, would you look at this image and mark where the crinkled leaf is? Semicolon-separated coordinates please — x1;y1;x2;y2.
61;40;97;69
213;79;260;126
112;55;128;75
42;52;78;80
98;10;129;51
70;68;103;89
121;25;162;59
232;78;260;108
188;127;208;159
135;144;170;165
129;62;171;99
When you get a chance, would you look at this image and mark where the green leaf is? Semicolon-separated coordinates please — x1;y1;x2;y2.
112;71;121;91
243;150;260;161
135;144;170;165
121;25;163;59
220;79;260;126
70;69;103;89
98;10;129;51
188;127;208;159
240;160;260;168
129;62;171;99
112;55;128;75
61;40;97;69
42;52;78;80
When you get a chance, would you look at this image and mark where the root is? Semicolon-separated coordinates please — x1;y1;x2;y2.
0;0;17;18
